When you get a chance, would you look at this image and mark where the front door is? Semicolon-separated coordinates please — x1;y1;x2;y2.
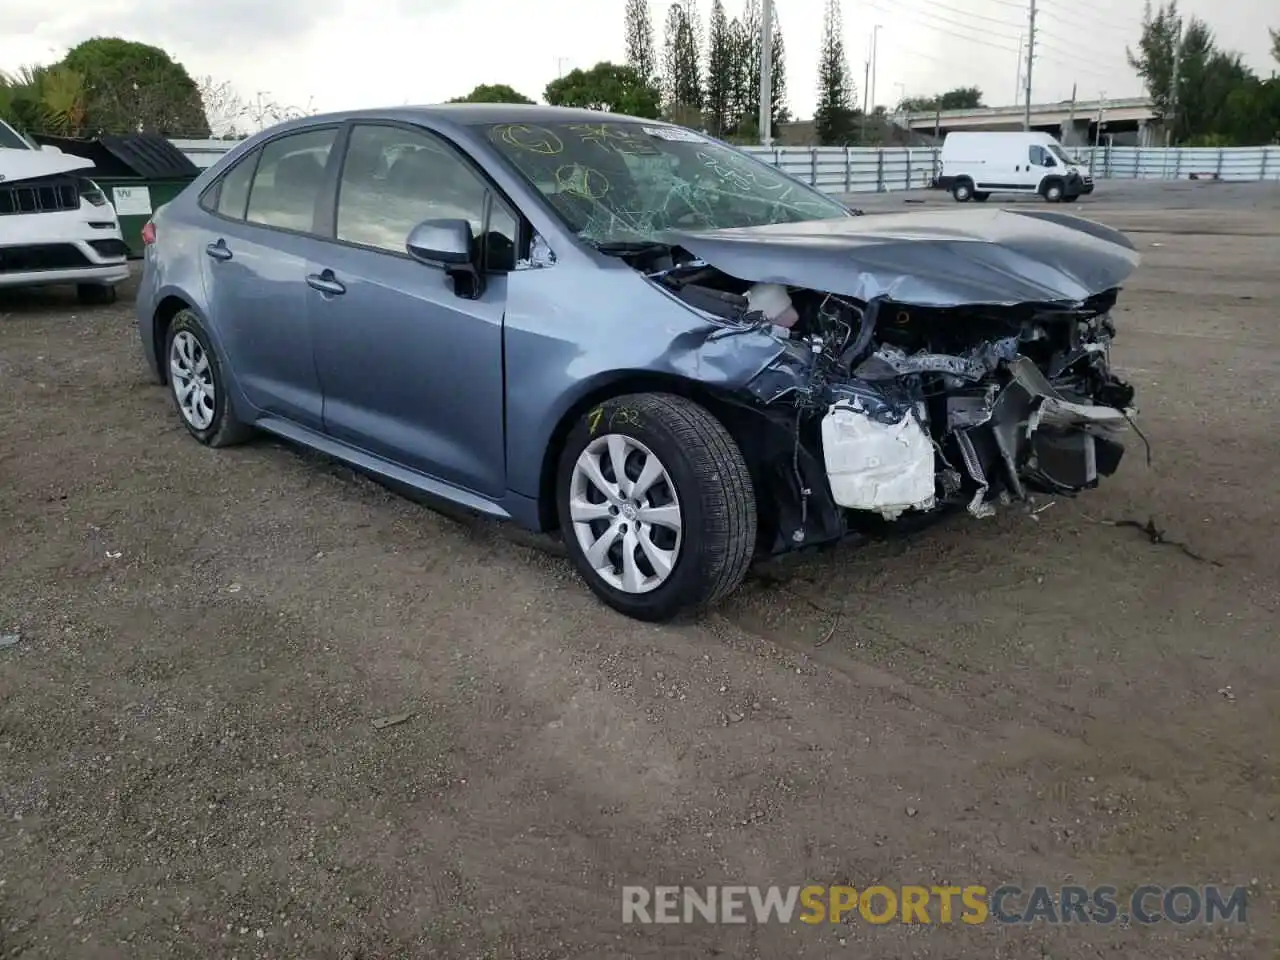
308;122;519;499
197;126;339;430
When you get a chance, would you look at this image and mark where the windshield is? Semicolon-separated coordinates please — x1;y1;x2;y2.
478;120;851;245
0;120;32;150
1048;143;1072;164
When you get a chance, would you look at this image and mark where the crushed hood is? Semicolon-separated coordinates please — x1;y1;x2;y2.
0;146;94;184
665;208;1140;308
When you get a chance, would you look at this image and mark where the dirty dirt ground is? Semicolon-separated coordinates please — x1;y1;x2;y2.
1;185;1277;959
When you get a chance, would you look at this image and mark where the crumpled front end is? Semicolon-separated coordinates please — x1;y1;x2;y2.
733;291;1137;548
644;212;1141;554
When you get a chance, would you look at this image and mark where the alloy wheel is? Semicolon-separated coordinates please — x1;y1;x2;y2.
169;330;215;430
568;433;684;594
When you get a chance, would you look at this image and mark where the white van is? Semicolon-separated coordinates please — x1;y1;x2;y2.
936;131;1094;204
0;118;130;303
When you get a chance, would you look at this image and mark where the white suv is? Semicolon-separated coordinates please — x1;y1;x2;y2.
0;119;130;303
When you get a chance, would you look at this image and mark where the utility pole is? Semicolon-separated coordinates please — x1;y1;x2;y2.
1166;23;1182;146
759;0;774;145
1023;0;1036;130
1066;81;1077;145
861;56;870;141
554;57;570;78
1013;33;1024;104
869;24;881;121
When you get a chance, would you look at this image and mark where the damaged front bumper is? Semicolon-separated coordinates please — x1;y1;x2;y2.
737;305;1136;553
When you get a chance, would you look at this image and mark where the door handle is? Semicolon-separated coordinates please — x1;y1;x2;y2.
305;270;346;296
205;240;232;261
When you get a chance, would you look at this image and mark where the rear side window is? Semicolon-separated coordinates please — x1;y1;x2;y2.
208;151;259;220
245;128;338;233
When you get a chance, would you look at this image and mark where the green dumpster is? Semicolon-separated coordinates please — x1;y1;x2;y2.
33;133;202;257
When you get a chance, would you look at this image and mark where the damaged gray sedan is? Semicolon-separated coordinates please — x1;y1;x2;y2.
138;105;1139;622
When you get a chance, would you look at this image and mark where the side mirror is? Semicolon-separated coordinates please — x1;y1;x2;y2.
406;217;484;300
406;218;474;265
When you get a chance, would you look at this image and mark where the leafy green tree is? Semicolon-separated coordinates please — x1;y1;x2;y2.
1219;76;1280;144
1126;1;1184;132
769;24;791;127
624;0;659;87
663;1;703;115
1;65;87;136
814;0;857;144
728;1;759;134
724;0;788;137
61;37;209;137
899;87;983;113
544;62;661;118
705;0;734;135
449;84;535;104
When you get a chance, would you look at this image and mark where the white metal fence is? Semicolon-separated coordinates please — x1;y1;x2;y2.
1083;145;1280;182
171;139;1280;194
739;144;1280;194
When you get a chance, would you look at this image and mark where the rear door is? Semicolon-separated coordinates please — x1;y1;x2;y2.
306;121;519;498
196;126;339;430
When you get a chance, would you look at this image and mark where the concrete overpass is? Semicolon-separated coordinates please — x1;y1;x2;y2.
902;96;1159;147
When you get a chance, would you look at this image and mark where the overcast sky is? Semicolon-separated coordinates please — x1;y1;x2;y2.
1;0;1275;125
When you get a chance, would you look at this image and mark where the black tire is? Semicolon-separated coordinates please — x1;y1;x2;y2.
972;191;991;202
1061;194;1080;203
77;283;116;305
1042;179;1066;202
951;180;974;202
163;309;253;448
556;392;756;622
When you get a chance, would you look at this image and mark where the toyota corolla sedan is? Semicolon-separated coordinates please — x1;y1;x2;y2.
136;104;1140;622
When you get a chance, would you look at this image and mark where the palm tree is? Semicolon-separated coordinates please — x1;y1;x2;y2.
0;64;87;137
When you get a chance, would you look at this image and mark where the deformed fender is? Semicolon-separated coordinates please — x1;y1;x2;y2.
501;263;796;500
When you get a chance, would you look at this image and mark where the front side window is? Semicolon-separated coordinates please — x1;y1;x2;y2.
477;120;851;247
335;123;516;269
245;127;337;232
1029;145;1048;166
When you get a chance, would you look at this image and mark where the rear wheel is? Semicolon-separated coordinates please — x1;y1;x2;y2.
556;393;756;622
972;191;991;202
164;309;253;447
951;181;974;202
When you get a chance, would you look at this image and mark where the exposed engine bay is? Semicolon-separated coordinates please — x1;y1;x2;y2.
631;234;1141;554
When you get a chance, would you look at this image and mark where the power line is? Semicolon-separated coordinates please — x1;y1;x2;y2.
1034;49;1116;80
861;0;1023;54
1042;0;1144;35
924;0;1025;32
892;0;1025;44
1035;32;1127;71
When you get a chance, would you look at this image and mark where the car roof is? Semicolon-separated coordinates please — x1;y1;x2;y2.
298;103;666;128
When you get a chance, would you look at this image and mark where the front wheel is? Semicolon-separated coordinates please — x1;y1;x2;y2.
556;393;757;622
1042;180;1065;202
